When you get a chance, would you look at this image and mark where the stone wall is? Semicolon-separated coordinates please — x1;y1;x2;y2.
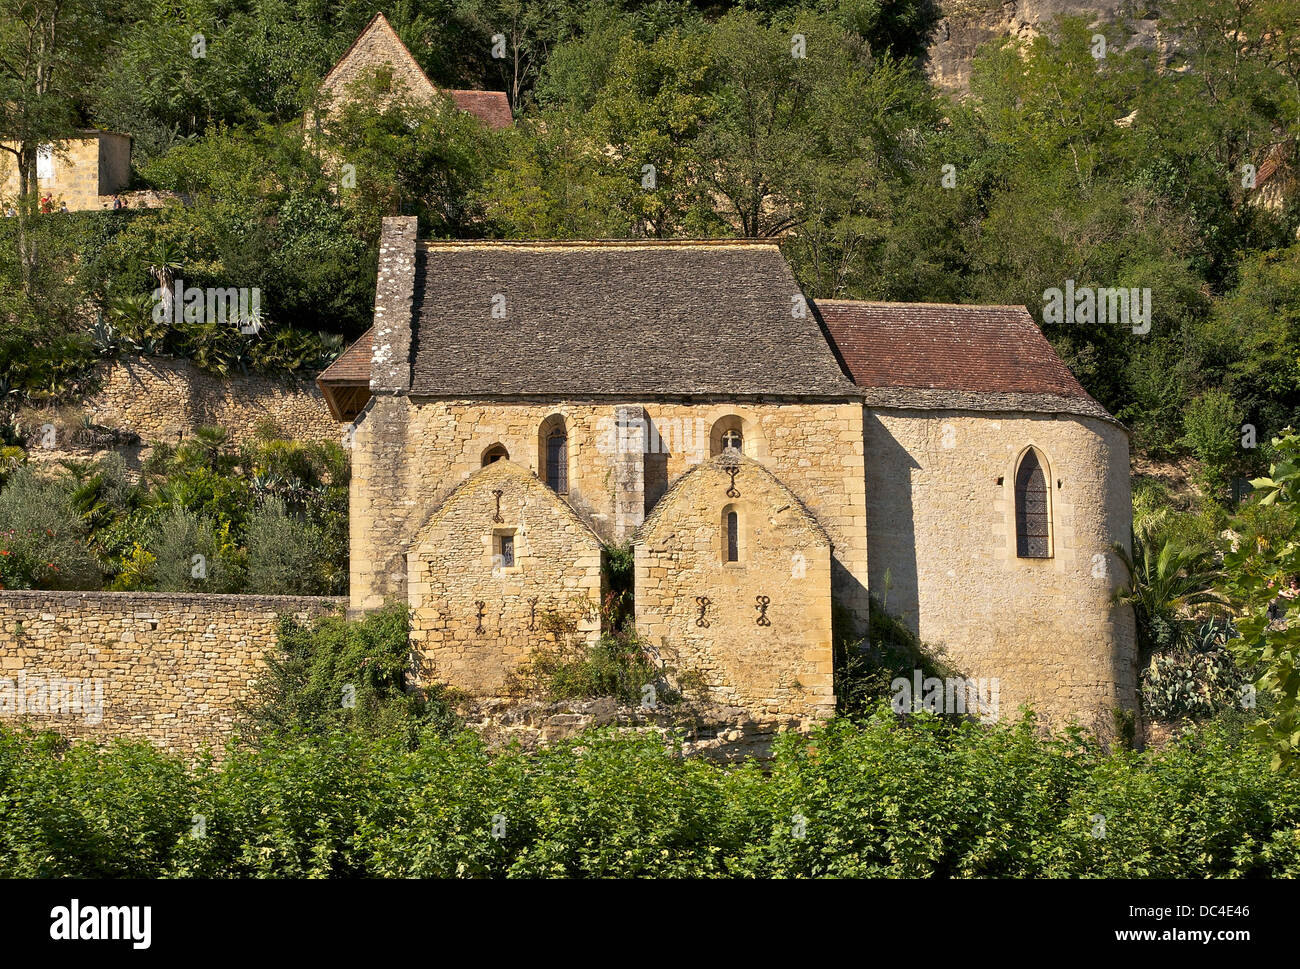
0;133;131;210
634;454;835;720
863;407;1136;730
0;591;344;754
349;396;869;626
407;460;605;696
80;356;337;448
311;15;438;129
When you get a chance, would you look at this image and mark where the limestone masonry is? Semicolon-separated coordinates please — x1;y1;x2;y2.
324;215;1137;733
0;591;344;754
1;131;131;210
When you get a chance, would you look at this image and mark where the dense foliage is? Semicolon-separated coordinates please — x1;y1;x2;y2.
0;0;1294;474
0;422;348;594
1223;430;1300;769
238;602;461;748
2;710;1298;877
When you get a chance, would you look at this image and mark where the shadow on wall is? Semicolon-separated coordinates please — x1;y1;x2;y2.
864;411;920;634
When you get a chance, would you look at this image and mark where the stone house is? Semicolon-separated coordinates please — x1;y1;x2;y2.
0;130;131;210
319;216;1136;731
308;12;513;133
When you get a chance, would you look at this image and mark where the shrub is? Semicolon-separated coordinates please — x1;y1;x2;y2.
507;607;668;705
244;497;324;595
147;503;244;593
1183;389;1248;504
0;467;101;589
4;710;1300;878
237;603;458;748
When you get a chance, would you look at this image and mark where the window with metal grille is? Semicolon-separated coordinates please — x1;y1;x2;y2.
545;430;568;494
1015;449;1051;558
726;511;739;562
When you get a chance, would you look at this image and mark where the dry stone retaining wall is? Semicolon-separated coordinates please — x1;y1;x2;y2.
0;591;344;755
82;357;338;448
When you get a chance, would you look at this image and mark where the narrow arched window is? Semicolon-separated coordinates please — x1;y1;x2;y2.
539;415;569;494
545;429;568;494
726;510;739;562
482;444;508;465
1015;449;1051;558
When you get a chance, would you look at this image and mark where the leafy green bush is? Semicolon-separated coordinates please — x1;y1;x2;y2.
244;497;325;595
148;503;245;593
0;424;348;592
0;467;101;590
508;623;668;706
1183;389;1248;504
5;709;1300;878
237;603;458;748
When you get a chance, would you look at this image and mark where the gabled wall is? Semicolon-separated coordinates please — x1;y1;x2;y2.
407;460;604;697
633;454;835;719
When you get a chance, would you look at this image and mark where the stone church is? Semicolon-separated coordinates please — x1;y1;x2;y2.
319;216;1137;730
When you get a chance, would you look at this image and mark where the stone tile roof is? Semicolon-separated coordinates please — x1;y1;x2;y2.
408;241;860;398
816;299;1118;423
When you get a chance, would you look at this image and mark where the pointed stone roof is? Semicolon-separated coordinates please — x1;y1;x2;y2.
408;458;605;553
318;12;512;130
635;452;831;548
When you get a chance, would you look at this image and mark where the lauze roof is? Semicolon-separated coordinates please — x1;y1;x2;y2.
408;240;859;397
318;221;1118;426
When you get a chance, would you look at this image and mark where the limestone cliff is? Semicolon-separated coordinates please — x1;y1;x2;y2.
925;0;1169;94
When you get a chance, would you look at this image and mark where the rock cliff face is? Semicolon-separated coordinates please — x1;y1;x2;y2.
925;0;1167;94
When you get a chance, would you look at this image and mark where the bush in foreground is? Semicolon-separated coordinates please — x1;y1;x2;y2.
3;710;1300;878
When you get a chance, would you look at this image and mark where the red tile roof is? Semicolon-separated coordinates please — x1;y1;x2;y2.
317;328;372;384
449;90;513;130
817;300;1116;422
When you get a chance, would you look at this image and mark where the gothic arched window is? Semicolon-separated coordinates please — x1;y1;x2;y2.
540;416;569;494
1015;448;1051;558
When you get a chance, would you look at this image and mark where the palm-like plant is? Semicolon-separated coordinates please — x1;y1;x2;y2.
1113;530;1229;658
147;242;183;321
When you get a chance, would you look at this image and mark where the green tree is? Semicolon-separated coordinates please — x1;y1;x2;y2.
1223;430;1300;770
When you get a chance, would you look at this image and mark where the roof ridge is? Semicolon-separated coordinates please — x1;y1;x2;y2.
816;299;1033;312
420;238;781;249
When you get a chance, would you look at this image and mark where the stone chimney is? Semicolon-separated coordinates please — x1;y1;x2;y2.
370;215;418;393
